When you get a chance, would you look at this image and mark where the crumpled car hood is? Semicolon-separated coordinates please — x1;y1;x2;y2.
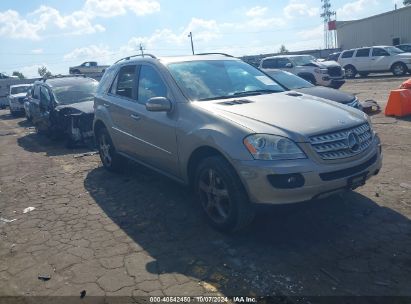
305;60;341;68
55;100;94;114
195;92;366;139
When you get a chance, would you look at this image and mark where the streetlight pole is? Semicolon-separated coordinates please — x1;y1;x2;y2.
188;32;195;55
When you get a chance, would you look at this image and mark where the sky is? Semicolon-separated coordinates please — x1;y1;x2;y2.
0;0;405;77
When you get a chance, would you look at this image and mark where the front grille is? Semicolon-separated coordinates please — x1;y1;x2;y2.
327;66;343;77
310;123;373;160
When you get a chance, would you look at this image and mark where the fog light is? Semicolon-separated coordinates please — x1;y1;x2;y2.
267;173;305;189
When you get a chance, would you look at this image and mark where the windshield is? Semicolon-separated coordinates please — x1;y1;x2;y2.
53;80;98;105
167;60;284;101
384;46;404;55
269;71;313;90
11;86;31;95
291;56;317;66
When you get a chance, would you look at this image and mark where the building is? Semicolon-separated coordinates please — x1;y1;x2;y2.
337;5;411;50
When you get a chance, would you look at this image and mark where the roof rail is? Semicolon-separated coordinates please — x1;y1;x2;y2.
114;54;157;64
42;74;86;81
195;53;234;58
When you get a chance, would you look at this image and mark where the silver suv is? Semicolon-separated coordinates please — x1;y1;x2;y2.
94;53;382;232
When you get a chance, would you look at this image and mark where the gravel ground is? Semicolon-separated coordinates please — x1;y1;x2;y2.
0;75;410;301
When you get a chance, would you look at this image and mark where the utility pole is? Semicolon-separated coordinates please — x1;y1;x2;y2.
188;32;195;55
139;43;144;57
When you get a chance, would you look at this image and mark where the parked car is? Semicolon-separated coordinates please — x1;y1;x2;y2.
24;86;35;121
265;69;362;110
395;43;411;53
93;53;382;232
69;62;109;75
8;84;32;116
326;52;341;62
259;55;345;89
31;75;98;146
338;46;411;78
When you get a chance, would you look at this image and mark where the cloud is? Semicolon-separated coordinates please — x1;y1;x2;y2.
297;24;323;40
84;0;160;18
63;44;113;64
246;6;268;17
337;0;378;20
31;49;44;54
0;0;160;40
284;1;319;19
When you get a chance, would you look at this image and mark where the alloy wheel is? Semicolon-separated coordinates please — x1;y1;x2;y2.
99;133;112;167
198;168;231;224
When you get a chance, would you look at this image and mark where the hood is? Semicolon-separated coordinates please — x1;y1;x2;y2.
55;100;94;114
305;60;341;68
395;53;411;59
195;92;366;141
295;86;355;104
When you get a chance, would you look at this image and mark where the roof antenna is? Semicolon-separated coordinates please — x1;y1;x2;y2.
139;43;145;57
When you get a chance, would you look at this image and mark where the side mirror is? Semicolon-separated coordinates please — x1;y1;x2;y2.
145;97;172;112
285;63;293;68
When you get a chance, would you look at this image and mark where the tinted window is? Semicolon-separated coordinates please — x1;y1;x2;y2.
276;58;292;68
40;86;52;108
10;85;31;94
355;48;370;57
341;50;354;58
261;59;277;69
372;48;389;56
168;60;284;101
138;65;167;105
113;65;136;99
269;71;313;90
52;79;98;105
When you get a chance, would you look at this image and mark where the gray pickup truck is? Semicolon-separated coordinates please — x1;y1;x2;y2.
69;62;109;75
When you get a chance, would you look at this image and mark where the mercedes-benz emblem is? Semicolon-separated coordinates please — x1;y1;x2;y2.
347;132;360;152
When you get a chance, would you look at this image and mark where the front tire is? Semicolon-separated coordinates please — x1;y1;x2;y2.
344;65;357;79
392;62;407;76
194;156;255;232
96;127;125;172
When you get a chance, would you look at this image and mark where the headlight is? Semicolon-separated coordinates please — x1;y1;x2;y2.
314;68;328;74
243;134;306;160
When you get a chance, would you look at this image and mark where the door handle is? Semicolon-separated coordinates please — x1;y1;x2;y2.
130;114;141;121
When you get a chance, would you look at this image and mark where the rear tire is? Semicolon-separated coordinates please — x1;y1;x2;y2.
392;62;407;76
96;127;125;172
194;156;255;232
344;65;357;79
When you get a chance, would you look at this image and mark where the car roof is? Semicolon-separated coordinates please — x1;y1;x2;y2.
10;84;32;88
34;76;97;88
115;54;240;66
263;55;312;60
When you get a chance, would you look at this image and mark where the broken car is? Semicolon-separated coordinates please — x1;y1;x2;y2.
31;75;98;147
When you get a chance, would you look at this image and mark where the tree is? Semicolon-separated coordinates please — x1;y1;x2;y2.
12;71;25;79
38;66;52;78
404;0;411;5
278;45;289;54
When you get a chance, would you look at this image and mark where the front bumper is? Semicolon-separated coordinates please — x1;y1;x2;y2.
234;136;382;205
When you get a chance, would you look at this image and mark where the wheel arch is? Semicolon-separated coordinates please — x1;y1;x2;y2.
390;61;407;70
187;146;231;188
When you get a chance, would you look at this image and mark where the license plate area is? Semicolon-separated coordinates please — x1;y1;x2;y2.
347;172;368;190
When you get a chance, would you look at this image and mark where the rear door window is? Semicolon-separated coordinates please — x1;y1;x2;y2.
355;48;371;57
341;50;354;58
261;59;277;69
111;65;137;99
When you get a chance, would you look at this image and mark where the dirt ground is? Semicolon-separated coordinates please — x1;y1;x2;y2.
0;75;411;301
